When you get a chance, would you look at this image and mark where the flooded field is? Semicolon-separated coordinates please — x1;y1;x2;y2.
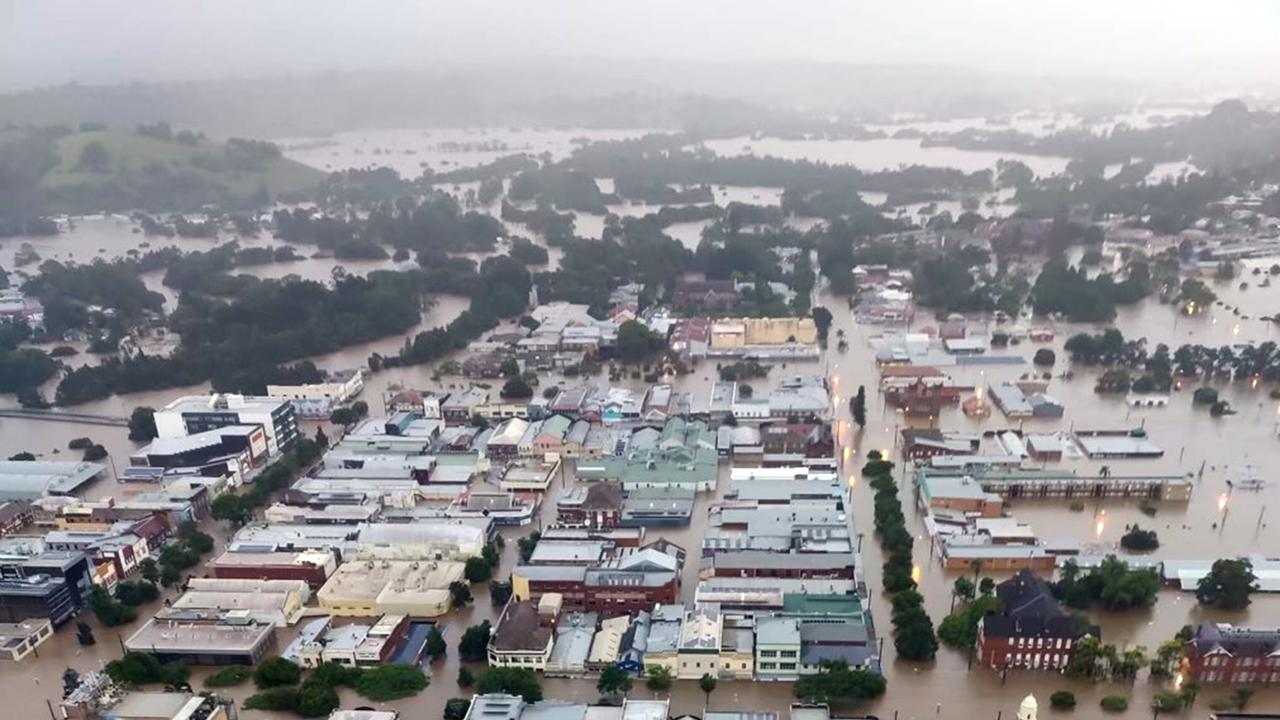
278;127;660;177
5;127;1280;717
701;135;1071;177
8;268;1280;718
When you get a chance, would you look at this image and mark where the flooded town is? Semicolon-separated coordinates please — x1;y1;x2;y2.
3;3;1280;720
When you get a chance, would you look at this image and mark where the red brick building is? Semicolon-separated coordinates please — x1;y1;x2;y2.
212;549;337;590
976;569;1099;671
1183;623;1280;686
513;546;681;613
901;428;979;461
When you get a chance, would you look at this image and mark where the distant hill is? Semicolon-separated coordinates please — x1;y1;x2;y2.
36;128;323;214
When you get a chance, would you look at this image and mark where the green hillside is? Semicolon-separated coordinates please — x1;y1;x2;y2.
38;129;322;213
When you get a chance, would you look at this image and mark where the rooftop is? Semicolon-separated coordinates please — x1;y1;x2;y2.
125;617;274;654
492;601;553;652
160;393;290;414
0;461;106;499
528;541;610;565
136;424;260;456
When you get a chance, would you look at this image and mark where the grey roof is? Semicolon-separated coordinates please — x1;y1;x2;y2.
0;461;105;499
728;479;844;503
524;701;589;720
466;694;525;720
565;420;592;445
106;692;196;719
755;616;801;646
800;621;869;645
706;713;779;720
516;565;589;582
646;612;682;654
549;614;598;669
705;551;853;572
528;541;609;565
989;383;1033;415
800;642;875;666
1189;623;1280;658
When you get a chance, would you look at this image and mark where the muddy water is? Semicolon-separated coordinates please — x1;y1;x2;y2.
7;278;1280;717
701;136;1071;178
278;128;659;177
5;138;1280;716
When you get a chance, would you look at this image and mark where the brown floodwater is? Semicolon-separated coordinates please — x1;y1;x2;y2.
8;277;1280;718
5;132;1280;715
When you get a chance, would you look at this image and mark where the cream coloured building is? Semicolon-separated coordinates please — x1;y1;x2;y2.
676;606;723;679
173;578;311;626
709;317;817;350
317;558;465;617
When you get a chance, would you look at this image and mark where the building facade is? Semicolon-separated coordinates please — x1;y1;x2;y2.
1183;623;1280;686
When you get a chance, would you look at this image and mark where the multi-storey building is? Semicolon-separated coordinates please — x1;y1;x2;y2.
154;394;298;455
1183;623;1280;686
976;569;1099;672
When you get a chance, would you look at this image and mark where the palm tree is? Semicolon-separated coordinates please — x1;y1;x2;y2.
698;673;717;711
971;559;984;584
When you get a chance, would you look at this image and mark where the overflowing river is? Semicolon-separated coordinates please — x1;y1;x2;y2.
3;126;1280;717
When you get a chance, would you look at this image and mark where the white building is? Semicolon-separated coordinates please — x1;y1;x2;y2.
267;369;365;418
154;394;298;455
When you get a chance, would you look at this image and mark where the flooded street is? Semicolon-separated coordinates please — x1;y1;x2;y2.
4;130;1280;718
9;274;1280;718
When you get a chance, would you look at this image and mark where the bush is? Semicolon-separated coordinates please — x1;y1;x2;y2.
1050;691;1076;709
1119;524;1159;551
309;661;364;689
445;698;472;720
254;656;303;688
458;667;475;688
476;667;542;702
355;664;429;701
114;580;160;606
88;585;137;627
297;680;340;717
465;556;493;583
329;407;357;425
1100;695;1128;712
68;437;93;450
449;581;473;607
1192;387;1218;404
501;377;533;399
458;621;492;662
106;652;189;687
1033;348;1056;367
205;665;252;687
244;687;300;712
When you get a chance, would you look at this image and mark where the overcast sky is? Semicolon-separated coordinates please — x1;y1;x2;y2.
2;0;1278;92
